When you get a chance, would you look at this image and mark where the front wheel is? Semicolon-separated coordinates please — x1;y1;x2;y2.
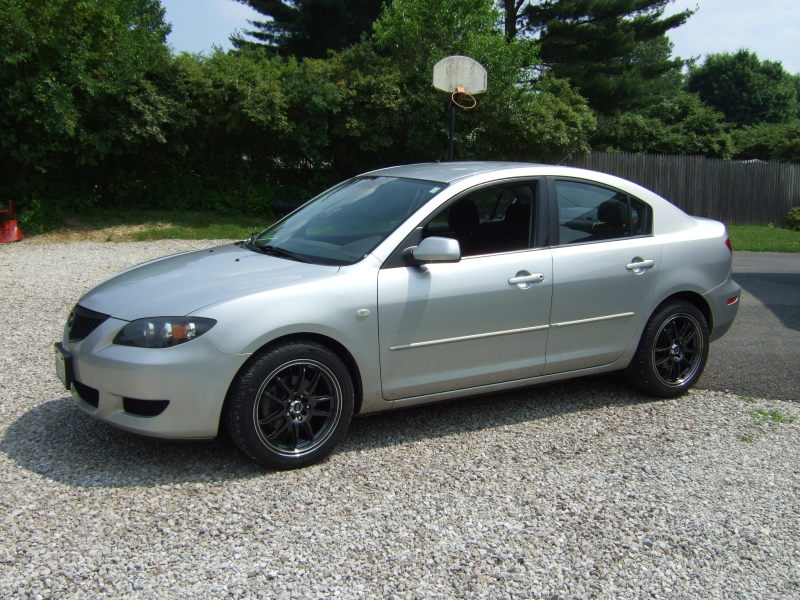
626;300;709;398
225;340;354;469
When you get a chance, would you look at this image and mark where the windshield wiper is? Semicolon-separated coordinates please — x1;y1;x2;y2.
258;244;312;263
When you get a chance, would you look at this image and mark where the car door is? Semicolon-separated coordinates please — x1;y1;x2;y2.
378;181;553;400
543;178;662;375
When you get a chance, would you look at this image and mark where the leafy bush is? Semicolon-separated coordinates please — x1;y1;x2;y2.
686;50;800;125
591;92;732;158
788;206;800;232
2;0;598;233
732;120;800;163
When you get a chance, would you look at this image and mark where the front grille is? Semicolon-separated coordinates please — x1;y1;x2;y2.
68;305;110;342
73;381;100;408
123;398;169;417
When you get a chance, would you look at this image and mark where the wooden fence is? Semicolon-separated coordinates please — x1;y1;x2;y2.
563;153;800;227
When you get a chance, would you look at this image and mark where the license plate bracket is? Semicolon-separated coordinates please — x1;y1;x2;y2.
54;342;74;390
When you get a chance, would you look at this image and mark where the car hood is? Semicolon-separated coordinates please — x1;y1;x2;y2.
78;243;340;321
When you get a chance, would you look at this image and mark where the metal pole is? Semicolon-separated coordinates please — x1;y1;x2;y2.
448;102;455;162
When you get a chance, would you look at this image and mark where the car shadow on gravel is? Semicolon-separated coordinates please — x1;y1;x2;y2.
343;373;657;455
1;396;264;487
2;375;659;488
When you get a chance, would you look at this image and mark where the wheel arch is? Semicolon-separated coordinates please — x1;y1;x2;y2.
220;333;365;433
655;291;713;333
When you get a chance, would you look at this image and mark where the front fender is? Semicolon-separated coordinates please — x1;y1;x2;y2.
193;257;386;414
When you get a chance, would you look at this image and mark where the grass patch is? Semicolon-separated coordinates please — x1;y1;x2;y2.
739;434;755;443
749;408;796;426
131;222;263;242
728;226;800;253
33;208;274;242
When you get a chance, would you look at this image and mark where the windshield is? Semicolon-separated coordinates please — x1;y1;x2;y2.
253;176;447;265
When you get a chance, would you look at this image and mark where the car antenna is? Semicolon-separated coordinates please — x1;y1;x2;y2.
557;123;609;166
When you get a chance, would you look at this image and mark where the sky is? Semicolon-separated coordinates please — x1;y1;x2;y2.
160;0;261;53
663;0;800;73
160;0;800;75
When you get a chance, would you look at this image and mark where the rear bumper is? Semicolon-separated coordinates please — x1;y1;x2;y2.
704;275;741;342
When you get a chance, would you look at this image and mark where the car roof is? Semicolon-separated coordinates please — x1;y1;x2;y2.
363;161;699;233
364;162;549;184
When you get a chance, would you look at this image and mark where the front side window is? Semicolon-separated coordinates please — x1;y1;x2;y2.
253;177;446;265
555;180;652;245
422;182;538;257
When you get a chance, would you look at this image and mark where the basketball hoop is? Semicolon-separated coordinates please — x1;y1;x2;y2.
432;56;487;161
433;57;487;95
451;87;477;110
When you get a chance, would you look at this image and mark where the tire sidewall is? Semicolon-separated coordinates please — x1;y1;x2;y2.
228;341;354;470
629;301;710;398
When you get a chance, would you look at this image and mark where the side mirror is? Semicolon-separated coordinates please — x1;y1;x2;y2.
410;236;461;263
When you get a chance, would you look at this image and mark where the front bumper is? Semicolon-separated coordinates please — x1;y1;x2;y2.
61;317;250;439
704;275;741;342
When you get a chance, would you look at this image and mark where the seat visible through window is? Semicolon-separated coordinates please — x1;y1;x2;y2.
555;179;651;245
446;199;480;254
499;203;531;250
588;199;628;240
423;182;538;256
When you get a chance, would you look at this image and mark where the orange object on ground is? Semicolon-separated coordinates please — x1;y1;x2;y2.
0;199;24;242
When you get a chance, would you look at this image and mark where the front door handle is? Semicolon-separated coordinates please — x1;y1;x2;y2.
626;258;655;273
509;273;545;287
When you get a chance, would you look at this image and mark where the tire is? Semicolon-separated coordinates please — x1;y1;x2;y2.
225;340;354;470
626;300;710;398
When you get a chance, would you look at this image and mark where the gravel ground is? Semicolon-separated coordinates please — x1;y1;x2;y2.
1;240;799;600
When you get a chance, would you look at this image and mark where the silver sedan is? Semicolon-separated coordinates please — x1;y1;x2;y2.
54;162;741;469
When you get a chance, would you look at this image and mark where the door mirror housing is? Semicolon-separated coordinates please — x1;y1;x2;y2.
410;236;461;263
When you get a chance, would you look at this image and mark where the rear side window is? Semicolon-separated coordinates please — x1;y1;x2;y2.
555;180;652;245
628;196;652;237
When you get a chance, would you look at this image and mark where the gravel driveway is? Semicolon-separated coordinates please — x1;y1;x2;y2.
1;240;799;599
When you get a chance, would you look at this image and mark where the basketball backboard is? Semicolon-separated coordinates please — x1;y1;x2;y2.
433;56;487;94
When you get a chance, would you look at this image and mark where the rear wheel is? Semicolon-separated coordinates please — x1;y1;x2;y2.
226;340;354;469
626;300;709;398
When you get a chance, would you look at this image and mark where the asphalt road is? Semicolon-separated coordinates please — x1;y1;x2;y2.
697;251;800;402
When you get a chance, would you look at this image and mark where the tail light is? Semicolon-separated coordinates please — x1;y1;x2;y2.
725;237;732;254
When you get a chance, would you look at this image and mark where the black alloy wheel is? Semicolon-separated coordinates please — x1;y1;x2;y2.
254;359;341;457
226;340;354;469
652;313;705;387
626;300;710;398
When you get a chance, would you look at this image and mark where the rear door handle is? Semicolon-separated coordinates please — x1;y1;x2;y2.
508;273;545;285
626;259;655;272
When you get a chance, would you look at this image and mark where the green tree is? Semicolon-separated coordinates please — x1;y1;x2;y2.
0;0;602;231
617;35;685;101
0;0;179;226
168;44;396;204
592;92;732;158
373;0;595;162
686;50;800;125
231;0;387;58
732;120;800;163
325;42;406;174
504;0;692;114
166;49;292;211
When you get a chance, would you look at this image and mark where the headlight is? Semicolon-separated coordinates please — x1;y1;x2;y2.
113;317;216;348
